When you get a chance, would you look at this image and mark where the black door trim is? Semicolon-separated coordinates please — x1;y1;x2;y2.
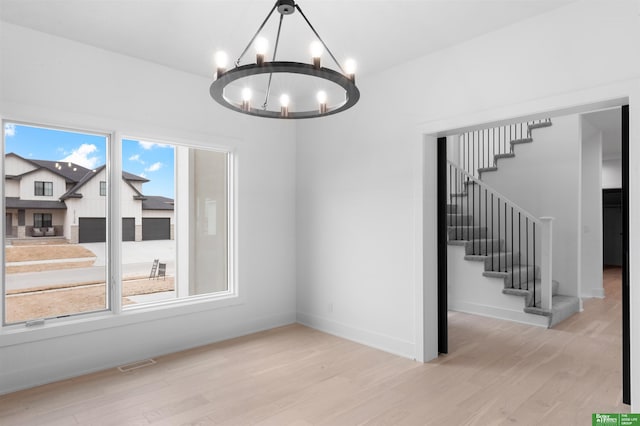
622;104;630;405
437;136;448;354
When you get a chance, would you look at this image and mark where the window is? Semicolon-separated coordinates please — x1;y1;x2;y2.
34;181;53;196
4;122;108;325
120;139;230;307
33;213;52;228
3;120;233;327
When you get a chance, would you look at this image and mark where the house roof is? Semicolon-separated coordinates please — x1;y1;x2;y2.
31;158;92;183
142;196;174;211
5;197;67;210
5;153;172;206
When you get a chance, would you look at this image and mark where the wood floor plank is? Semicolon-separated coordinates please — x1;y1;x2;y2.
0;268;629;425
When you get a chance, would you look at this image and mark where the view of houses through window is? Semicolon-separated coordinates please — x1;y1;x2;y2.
3;122;231;325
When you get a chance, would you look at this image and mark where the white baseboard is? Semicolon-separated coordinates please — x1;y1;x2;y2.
449;300;549;328
296;312;416;360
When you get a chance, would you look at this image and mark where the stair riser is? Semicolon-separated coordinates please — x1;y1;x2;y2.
464;240;503;255
447;214;472;226
483;252;521;270
504;268;538;288
448;227;488;240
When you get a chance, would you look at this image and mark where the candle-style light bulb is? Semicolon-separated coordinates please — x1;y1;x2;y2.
241;88;252;111
317;90;327;114
310;41;323;68
344;58;357;81
255;37;268;66
214;51;229;78
280;94;290;117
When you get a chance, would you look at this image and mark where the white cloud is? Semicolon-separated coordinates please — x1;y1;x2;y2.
139;172;147;178
4;123;16;137
129;154;145;164
138;140;171;150
145;162;163;172
61;143;101;169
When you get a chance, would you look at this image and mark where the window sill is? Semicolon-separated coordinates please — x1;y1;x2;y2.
0;291;242;348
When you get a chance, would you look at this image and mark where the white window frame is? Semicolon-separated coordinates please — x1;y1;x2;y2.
0;120;238;334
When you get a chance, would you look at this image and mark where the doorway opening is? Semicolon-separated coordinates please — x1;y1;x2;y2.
436;104;630;405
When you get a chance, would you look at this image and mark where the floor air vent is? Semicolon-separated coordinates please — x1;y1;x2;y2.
117;358;156;372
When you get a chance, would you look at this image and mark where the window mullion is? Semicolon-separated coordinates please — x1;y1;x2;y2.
109;132;122;314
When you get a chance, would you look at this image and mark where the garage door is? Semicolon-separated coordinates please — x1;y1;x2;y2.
142;218;170;240
80;218;137;243
122;218;135;241
79;218;106;243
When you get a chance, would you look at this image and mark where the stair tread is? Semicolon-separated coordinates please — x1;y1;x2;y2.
494;153;515;159
483;265;537;278
529;121;552;130
524;295;579;317
511;138;533;144
464;254;488;262
477;166;498;172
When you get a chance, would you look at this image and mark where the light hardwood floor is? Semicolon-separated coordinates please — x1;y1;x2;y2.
0;268;629;425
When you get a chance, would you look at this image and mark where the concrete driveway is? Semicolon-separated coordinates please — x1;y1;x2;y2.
80;240;176;266
6;240;177;291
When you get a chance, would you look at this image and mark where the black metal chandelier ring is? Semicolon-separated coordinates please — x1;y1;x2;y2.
209;0;360;120
210;61;360;119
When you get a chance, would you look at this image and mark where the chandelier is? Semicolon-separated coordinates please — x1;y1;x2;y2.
209;0;360;119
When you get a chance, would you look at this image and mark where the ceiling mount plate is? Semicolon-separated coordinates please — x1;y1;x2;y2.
277;0;295;15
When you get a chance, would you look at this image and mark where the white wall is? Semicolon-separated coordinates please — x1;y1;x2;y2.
603;158;622;188
0;23;296;394
480;116;579;297
296;0;640;408
581;117;604;298
19;169;66;201
4;154;36;176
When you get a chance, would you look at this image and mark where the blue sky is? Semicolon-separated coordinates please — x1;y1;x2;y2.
4;123;175;198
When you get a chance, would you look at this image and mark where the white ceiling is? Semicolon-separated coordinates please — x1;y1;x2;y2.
0;0;574;80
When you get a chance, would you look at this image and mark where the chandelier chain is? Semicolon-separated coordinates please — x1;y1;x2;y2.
263;13;285;109
294;4;346;75
235;2;277;67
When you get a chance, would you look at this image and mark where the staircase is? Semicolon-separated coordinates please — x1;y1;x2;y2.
447;120;580;328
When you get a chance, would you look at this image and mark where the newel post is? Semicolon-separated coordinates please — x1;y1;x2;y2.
540;217;554;310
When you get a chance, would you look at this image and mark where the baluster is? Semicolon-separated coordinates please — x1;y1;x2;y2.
472;174;475;254
511;207;514;288
472;131;475;177
491;193;494;271
485;129;488;170
524;216;536;290
504;203;507;273
454;166;458;240
481;130;484;170
485;189;488;257
518;212;522;289
498;197;501;272
492;128;495;167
